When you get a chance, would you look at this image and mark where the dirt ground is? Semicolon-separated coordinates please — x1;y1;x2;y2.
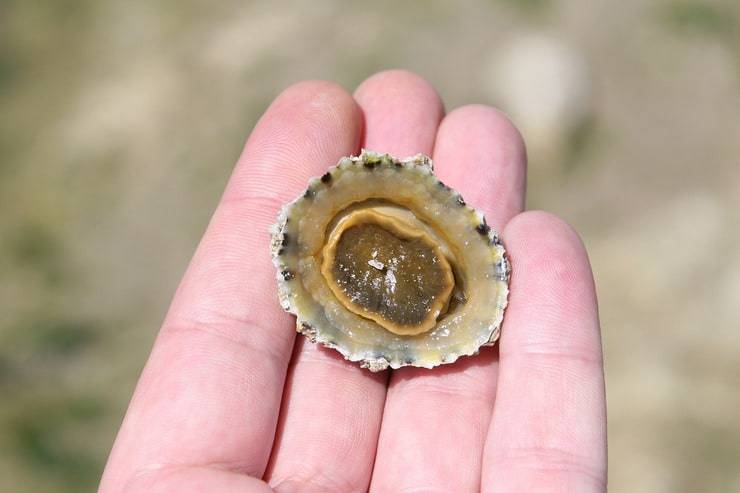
1;1;739;491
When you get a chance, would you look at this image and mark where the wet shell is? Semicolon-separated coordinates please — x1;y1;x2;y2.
270;150;510;371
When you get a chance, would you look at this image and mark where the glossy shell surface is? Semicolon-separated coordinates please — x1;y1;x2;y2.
270;150;510;371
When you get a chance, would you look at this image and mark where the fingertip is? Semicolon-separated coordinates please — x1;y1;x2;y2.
226;79;362;204
505;209;583;243
355;70;443;109
441;104;526;158
353;70;444;156
504;210;592;282
501;210;599;354
270;79;362;126
434;104;527;229
246;79;362;156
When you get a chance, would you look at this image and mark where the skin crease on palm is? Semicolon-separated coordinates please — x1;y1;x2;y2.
99;70;607;493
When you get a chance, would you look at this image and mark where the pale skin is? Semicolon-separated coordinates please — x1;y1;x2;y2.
99;70;607;492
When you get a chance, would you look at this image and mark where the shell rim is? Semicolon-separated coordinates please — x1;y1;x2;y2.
270;149;511;372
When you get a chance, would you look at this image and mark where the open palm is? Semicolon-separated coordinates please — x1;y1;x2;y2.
100;70;607;493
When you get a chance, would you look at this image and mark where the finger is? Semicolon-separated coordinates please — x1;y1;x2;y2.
369;105;526;492
434;105;526;233
100;81;362;492
356;69;444;157
482;211;607;492
265;70;444;493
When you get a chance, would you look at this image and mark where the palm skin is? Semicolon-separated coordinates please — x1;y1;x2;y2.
99;70;607;493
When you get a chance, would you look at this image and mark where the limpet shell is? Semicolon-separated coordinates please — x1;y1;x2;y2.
270;150;510;371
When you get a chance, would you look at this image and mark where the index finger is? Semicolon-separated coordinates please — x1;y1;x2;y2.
100;81;362;491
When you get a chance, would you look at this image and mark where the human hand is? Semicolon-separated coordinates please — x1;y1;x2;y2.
99;70;607;493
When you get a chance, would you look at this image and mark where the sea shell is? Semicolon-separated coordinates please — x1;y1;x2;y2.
270;150;510;371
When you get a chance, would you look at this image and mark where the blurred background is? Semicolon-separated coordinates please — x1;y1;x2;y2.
1;0;739;491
